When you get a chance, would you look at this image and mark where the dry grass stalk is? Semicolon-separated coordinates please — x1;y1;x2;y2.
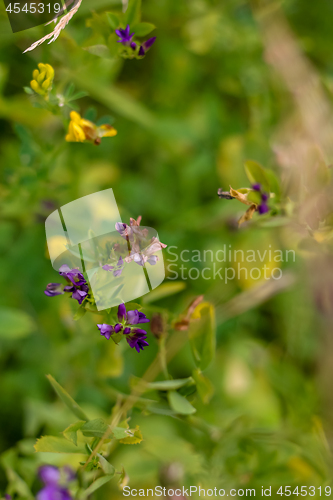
23;0;82;53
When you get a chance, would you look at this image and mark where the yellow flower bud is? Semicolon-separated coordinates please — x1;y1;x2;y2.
30;63;55;97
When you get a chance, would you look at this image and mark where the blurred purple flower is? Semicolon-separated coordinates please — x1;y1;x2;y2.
115;25;136;48
139;37;156;56
251;184;270;215
39;465;60;485
44;283;64;297
37;465;74;500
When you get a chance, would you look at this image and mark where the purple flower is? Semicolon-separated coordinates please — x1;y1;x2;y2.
97;303;150;352
37;465;74;500
126;329;149;353
258;203;269;214
251;184;270;215
39;465;60;485
37;485;72;500
59;265;89;305
59;265;86;286
139;37;156;56
44;283;64;297
97;323;122;340
115;25;135;46
117;303;150;325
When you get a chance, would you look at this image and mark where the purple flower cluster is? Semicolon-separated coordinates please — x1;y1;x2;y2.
252;183;269;214
97;303;150;353
115;24;156;56
44;265;89;305
37;465;74;500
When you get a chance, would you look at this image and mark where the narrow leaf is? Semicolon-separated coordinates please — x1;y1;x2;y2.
46;375;89;422
145;378;194;391
124;0;141;26
142;281;186;303
167;391;196;415
80;474;114;499
192;369;214;404
97;454;115;475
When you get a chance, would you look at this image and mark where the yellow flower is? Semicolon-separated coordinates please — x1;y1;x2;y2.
65;111;117;145
30;63;54;97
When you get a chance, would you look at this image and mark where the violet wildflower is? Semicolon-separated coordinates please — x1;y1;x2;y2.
97;323;122;340
115;25;136;49
97;303;150;353
59;265;89;305
37;465;74;500
126;329;149;353
44;283;64;297
102;256;124;277
44;265;89;305
251;183;270;215
138;37;156;56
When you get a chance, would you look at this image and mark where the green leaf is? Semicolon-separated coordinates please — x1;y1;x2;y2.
119;425;143;444
67;90;89;102
46;375;89;422
34;436;87;454
146;378;194;391
142;281;186;303
124;0;141;26
246;190;262;205
83;45;112;59
112;427;129;440
107;12;119;29
81;418;109;438
132;22;156;37
167;391;196;415
192;369;214;404
265;169;281;200
111;331;123;345
73;305;86;321
188;302;216;371
0;307;35;339
97;454;116;475
63;421;85;446
244;160;270;194
23;86;34;95
79;474;114;499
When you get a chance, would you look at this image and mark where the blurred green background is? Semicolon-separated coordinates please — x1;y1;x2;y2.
0;0;333;497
